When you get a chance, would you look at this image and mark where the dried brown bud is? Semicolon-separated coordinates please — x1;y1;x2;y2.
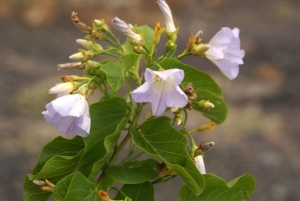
71;11;93;34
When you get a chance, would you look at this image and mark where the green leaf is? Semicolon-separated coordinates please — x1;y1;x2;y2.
106;159;159;184
101;61;123;90
101;54;140;91
120;53;141;72
54;174;115;201
178;174;256;201
32;136;85;175
137;25;154;50
23;174;52;201
131;117;204;195
79;97;131;179
114;181;155;201
53;172;102;201
158;58;227;124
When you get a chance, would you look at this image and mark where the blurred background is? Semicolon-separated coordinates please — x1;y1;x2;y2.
1;0;300;200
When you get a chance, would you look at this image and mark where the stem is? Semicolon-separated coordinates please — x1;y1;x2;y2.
111;187;128;198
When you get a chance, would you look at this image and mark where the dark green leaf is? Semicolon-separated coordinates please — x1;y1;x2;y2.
131;117;204;195
159;58;227;124
79;97;131;179
114;181;154;201
106;159;159;184
178;174;256;201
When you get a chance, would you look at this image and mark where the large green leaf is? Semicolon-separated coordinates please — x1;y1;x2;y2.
106;159;159;184
78;97;131;179
178;174;256;201
114;181;155;201
131;116;204;195
158;58;227;124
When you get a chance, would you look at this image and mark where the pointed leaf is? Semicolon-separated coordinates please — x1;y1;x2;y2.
79;97;131;179
131;117;204;195
178;174;256;201
159;58;227;124
114;181;154;201
106;159;159;184
125;25;154;53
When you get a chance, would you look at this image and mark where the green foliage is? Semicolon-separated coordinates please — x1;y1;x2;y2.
158;58;227;124
106;159;159;184
114;181;155;201
24;5;255;201
131;117;205;195
78;97;131;179
178;174;256;201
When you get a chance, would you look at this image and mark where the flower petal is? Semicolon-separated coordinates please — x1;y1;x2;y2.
194;155;206;174
165;86;188;108
150;82;167;116
211;59;239;80
131;82;152;103
209;27;234;47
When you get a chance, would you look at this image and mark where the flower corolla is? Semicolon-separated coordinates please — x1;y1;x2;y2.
131;68;188;116
204;27;245;80
42;93;90;137
157;0;176;33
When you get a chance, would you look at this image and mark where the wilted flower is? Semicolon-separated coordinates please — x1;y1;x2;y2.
157;0;176;33
111;17;143;44
204;27;245;80
131;68;188;116
194;155;206;174
42;93;90;137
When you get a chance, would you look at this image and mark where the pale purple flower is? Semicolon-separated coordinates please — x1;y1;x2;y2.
157;0;176;33
204;27;245;80
111;17;143;43
131;68;188;116
194;155;206;174
42;94;90;137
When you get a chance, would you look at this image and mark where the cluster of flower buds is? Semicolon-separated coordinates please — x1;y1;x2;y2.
33;179;55;192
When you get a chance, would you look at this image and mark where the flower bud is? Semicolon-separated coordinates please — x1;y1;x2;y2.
191;44;210;57
198;100;215;110
157;0;176;33
76;39;103;51
94;19;110;33
174;112;183;125
33;179;55;192
166;40;177;50
48;82;81;94
69;52;84;60
198;122;215;132
60;75;90;82
98;190;110;201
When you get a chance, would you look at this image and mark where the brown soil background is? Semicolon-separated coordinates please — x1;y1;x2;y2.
1;0;300;200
